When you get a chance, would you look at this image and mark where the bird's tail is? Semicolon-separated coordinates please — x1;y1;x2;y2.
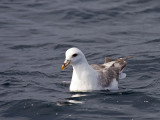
114;56;133;70
113;56;133;79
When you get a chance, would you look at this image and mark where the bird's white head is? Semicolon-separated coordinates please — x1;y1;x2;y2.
62;47;87;70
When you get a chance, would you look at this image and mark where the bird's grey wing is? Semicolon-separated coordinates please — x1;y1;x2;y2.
91;64;106;70
90;56;132;87
97;67;119;87
91;64;119;87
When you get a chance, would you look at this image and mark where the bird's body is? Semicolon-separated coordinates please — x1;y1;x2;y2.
62;47;131;92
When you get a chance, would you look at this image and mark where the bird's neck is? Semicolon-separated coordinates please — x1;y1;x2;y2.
72;60;92;73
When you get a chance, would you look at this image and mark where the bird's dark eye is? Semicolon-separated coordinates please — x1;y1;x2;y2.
72;53;78;57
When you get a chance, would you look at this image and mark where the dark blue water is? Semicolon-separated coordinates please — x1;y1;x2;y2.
0;0;160;120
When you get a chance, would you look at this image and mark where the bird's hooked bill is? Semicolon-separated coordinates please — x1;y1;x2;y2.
62;60;70;70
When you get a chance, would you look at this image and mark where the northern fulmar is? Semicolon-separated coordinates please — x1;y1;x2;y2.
62;47;132;92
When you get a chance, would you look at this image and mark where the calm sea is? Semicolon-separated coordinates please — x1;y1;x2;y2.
0;0;160;120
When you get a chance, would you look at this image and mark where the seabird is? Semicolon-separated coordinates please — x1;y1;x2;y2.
62;47;132;92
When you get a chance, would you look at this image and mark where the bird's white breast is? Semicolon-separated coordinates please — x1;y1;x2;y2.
70;67;101;92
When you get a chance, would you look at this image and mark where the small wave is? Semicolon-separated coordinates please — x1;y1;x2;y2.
146;78;160;89
50;7;121;23
138;75;152;80
9;43;53;50
54;44;74;50
0;70;54;78
139;7;160;13
144;38;160;44
127;0;151;4
0;77;21;86
68;39;97;43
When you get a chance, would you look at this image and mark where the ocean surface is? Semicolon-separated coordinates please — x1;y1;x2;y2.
0;0;160;120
